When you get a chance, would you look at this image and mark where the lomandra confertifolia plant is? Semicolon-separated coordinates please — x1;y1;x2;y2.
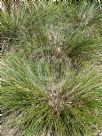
1;53;102;136
1;1;102;136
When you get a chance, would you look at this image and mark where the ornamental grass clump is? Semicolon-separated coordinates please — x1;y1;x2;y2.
1;1;102;67
1;54;102;136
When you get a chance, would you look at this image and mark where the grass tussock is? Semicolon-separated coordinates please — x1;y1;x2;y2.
1;54;102;136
